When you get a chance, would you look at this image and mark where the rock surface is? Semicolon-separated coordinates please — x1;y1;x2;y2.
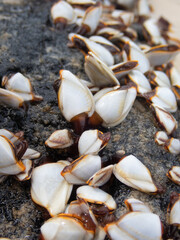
0;0;179;239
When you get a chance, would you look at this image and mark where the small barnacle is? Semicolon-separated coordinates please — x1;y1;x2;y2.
167;192;180;227
125;198;151;213
127;70;152;94
45;129;74;149
77;185;117;211
69;33;114;66
31;161;73;216
40;213;94;240
0;88;25;109
105;212;163;240
77;3;102;35
142;87;177;113
51;0;76;29
154;131;169;146
151;104;178;135
16;159;33;181
146;70;171;88
145;44;180;67
87;165;113;187
0;135;26;176
56;70;95;134
110;61;138;80
165;138;180;155
113;154;162;194
95;85;137;127
167;166;180;185
111;10;134;26
78;129;111;156
84;51;119;88
61;154;102;185
2;72;43;102
166;62;180;99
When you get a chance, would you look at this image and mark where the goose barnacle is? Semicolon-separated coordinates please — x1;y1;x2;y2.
113;154;162;194
167;192;180;226
125;198;151;213
167;166;180;185
31;161;73;216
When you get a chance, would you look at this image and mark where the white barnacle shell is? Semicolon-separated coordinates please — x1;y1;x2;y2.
80;79;100;94
58;70;95;122
125;198;151;212
80;4;102;35
61;155;102;185
166;63;180;88
16;159;33;181
84;52;119;88
22;148;41;160
45;129;74;149
2;72;43;101
151;104;178;135
145;44;180;67
147;71;171;88
167;166;180;185
87;165;113;187
128;70;152;94
143;87;177;113
70;34;114;66
0;135;25;175
95;85;137;127
155;131;169;146
113;155;160;193
110;61;138;80
111;10;134;26
31;161;73;216
40;214;94;240
165;138;180;155
0;129;22;144
143;18;166;45
105;212;163;240
168;193;180;226
123;42;150;73
137;0;151;16
89;36;120;55
97;27;122;39
51;0;76;24
77;185;117;211
78;129;111;156
0;88;25;109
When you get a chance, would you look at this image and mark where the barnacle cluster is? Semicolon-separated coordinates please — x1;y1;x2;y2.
0;0;180;239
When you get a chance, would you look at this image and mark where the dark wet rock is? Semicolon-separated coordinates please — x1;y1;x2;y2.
0;0;180;239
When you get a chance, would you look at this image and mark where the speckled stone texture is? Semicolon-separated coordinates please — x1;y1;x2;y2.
0;0;179;239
